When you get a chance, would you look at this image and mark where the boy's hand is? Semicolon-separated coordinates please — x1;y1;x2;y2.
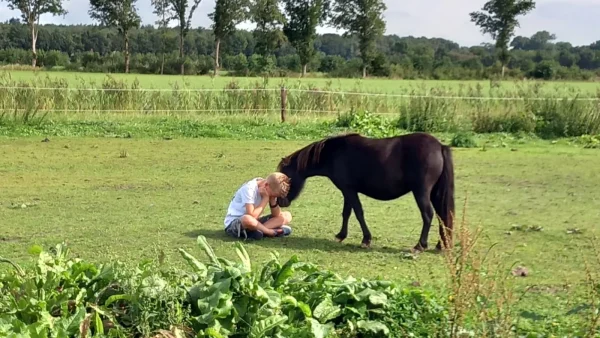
259;186;268;197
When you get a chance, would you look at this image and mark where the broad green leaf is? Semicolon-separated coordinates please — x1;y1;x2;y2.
309;318;334;338
94;310;104;335
0;257;25;276
178;248;208;277
104;294;133;307
58;306;87;335
282;295;297;307
249;315;287;338
368;292;388;306
274;255;298;288
297;301;312;318
234;242;251;272
312;298;341;323
205;327;226;338
197;236;221;268
356;320;389;336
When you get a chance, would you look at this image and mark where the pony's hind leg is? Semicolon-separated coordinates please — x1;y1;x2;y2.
432;195;452;251
335;195;352;243
412;188;434;253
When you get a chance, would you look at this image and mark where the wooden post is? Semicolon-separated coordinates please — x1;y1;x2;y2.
280;86;287;123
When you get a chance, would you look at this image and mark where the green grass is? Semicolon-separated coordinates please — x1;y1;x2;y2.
4;69;600;94
1;136;599;305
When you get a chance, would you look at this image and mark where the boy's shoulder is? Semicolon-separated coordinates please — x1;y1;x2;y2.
237;177;261;192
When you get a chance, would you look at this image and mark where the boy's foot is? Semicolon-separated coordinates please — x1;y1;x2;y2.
272;225;292;237
225;221;264;240
245;229;265;240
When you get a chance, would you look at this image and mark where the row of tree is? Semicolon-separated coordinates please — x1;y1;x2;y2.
1;0;599;79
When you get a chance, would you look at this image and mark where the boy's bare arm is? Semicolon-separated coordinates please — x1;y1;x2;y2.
245;197;268;219
269;197;281;217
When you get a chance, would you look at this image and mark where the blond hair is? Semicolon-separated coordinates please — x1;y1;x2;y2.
266;172;291;198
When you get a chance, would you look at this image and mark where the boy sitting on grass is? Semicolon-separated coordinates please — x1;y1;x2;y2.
224;172;293;240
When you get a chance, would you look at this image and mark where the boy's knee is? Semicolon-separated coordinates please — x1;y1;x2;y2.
281;211;292;224
240;215;257;229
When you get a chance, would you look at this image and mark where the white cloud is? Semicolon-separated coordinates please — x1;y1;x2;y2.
0;0;598;46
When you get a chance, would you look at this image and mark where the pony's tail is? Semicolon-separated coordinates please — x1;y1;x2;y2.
432;145;455;248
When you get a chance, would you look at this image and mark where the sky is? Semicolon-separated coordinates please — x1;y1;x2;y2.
1;0;599;47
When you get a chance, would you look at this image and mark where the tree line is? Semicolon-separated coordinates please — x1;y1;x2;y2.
0;0;599;80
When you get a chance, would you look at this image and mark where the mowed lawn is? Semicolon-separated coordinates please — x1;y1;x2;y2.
1;136;599;293
3;69;600;95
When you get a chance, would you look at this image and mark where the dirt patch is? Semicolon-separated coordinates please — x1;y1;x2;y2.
0;236;23;242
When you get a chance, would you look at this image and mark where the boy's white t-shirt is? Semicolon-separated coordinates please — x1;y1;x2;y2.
224;178;263;228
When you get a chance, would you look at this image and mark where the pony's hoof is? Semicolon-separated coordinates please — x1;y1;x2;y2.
435;241;452;252
360;242;371;249
334;235;346;243
411;245;426;254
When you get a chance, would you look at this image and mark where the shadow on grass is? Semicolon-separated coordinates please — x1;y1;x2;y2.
183;229;440;256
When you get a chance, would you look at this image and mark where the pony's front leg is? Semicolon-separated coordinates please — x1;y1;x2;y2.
335;196;352;243
347;192;372;248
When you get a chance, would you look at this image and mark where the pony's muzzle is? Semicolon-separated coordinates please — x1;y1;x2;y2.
277;197;291;208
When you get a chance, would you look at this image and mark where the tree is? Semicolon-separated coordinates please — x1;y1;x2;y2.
2;0;67;67
209;0;250;76
250;0;286;71
282;0;330;77
329;0;387;78
89;0;141;73
470;0;536;77
152;0;170;74
159;0;203;75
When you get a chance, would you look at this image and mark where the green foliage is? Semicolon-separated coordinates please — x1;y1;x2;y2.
469;0;537;76
0;236;451;337
250;0;287;59
88;0;141;35
450;131;478;148
209;0;250;73
2;19;600;80
577;134;600;148
335;110;396;137
88;0;141;73
282;0;330;76
1;0;67;66
1;74;599;140
329;0;387;77
210;0;250;39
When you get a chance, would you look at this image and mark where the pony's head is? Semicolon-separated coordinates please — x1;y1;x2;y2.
276;134;352;207
276;155;306;208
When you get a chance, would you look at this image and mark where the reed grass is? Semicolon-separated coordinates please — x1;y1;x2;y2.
0;72;599;138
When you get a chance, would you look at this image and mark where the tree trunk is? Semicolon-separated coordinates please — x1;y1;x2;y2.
124;33;130;73
31;26;37;67
362;65;367;78
214;38;221;76
179;31;185;75
302;64;307;77
161;53;165;75
501;64;506;78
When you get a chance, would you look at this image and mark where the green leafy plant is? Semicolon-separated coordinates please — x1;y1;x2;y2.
450;131;478;148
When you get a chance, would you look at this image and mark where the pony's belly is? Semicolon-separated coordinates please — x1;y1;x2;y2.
358;186;410;201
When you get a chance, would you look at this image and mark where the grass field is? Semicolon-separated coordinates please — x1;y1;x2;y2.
4;69;600;94
2;135;599;318
1;69;600;335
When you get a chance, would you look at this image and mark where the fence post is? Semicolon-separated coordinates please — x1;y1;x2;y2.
280;86;287;123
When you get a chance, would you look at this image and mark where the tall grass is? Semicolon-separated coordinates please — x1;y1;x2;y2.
0;72;599;137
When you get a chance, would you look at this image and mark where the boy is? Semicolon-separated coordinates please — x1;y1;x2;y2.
224;172;293;240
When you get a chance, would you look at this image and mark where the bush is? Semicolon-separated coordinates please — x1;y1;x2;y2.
450;131;477;148
335;110;396;137
0;237;450;337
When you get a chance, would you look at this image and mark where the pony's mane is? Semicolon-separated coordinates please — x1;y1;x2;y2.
279;132;360;171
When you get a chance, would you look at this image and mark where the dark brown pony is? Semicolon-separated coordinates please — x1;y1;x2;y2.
276;132;455;253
